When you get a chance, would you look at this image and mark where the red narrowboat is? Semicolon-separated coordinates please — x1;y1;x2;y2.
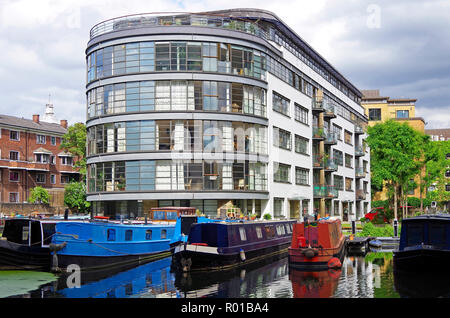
288;217;347;270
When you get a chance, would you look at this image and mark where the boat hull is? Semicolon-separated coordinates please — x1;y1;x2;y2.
54;250;172;271
288;239;346;271
0;239;51;270
173;240;291;272
393;247;450;272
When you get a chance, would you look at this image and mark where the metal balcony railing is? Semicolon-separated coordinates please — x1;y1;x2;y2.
355;167;366;178
356;189;366;200
355;145;364;157
313;127;326;139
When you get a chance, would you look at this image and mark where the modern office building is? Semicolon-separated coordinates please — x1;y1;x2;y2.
85;9;370;220
0;105;79;213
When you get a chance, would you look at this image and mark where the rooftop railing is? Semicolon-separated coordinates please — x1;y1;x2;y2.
90;12;268;40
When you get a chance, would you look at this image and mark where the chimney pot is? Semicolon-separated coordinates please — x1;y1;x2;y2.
32;114;40;123
60;119;68;129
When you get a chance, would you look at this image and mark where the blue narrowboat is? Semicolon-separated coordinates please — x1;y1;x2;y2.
393;214;450;272
172;219;296;272
51;207;216;271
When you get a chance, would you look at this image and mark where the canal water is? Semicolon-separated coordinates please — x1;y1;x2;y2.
2;250;448;298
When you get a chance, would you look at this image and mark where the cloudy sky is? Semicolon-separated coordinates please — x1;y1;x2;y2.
0;0;449;128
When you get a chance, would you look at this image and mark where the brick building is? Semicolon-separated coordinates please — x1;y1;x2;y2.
0;109;80;212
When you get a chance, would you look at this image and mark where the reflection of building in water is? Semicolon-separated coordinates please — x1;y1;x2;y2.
178;257;292;298
335;256;377;298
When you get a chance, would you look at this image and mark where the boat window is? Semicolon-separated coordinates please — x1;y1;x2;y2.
428;223;446;247
285;223;291;234
107;229;116;241
280;224;286;235
22;226;29;242
161;229;167;239
265;225;275;239
406;223;423;246
146;230;152;240
125;229;133;241
239;227;247;241
255;226;262;239
42;223;56;245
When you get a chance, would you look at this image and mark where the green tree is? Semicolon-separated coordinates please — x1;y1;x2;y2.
420;140;450;210
367;120;428;221
28;186;51;205
60;122;86;179
64;181;90;214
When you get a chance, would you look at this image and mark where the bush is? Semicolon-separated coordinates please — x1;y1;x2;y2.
357;222;398;237
263;213;272;220
28;186;51;205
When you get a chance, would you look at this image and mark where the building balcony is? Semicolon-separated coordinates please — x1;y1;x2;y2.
312;126;326;140
324;157;337;171
356;189;366;200
313;184;326;198
325;185;338;199
355;125;365;135
312;97;324;112
355;145;364;157
324;131;338;145
0;159;50;172
314;184;338;198
313;155;324;169
323;101;337;118
355;167;366;178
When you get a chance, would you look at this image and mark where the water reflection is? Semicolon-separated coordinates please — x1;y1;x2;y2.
175;254;292;298
7;251;448;298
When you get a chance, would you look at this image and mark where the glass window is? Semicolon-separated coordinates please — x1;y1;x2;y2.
36;135;46;144
396;110;409;118
9;171;19;182
368;108;381;121
161;229;167;239
295;167;309;185
273;198;284;218
255;226;262;239
125;229;133;241
239;227;247;241
294;103;308;124
272;92;290;116
9;151;19;161
274;163;290;183
273;127;291;151
10;130;19;141
295;135;308;155
145;230;152;240
107;229;116;241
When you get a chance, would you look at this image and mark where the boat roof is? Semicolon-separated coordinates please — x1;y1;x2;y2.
402;214;450;222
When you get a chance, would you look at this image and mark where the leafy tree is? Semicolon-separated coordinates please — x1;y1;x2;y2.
367;120;428;221
60;122;86;179
419;140;450;210
28;186;51;205
64;181;90;214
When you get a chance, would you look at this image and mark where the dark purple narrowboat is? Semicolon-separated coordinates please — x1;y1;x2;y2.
172;219;296;272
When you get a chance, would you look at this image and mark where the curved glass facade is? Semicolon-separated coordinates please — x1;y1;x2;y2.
87;160;267;193
87;80;267;119
87;41;266;84
87;120;267;156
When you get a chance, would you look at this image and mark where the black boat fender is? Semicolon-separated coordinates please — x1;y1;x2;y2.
49;242;67;273
302;248;319;258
